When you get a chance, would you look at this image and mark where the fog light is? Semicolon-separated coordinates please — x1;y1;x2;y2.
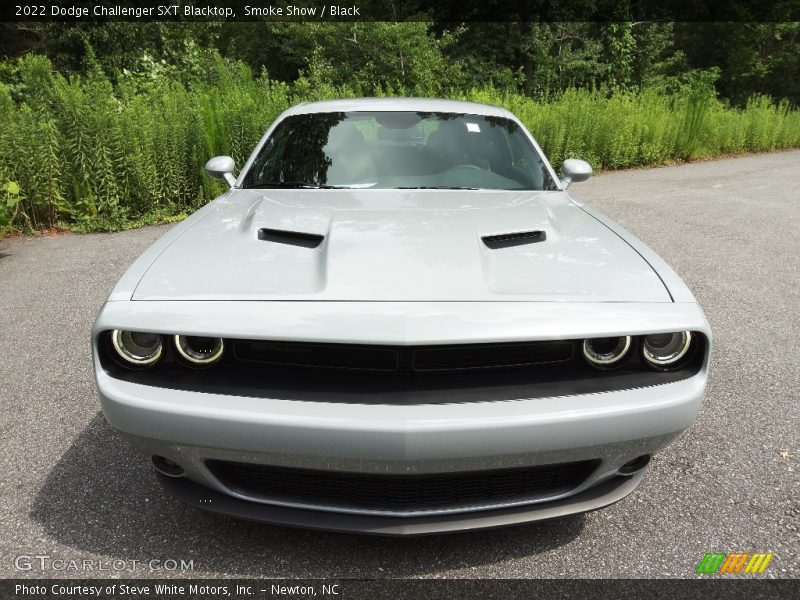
618;454;651;475
110;330;163;368
174;335;224;367
582;336;631;369
642;331;692;369
152;455;184;478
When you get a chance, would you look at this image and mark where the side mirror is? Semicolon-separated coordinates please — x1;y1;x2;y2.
205;156;237;189
560;159;593;189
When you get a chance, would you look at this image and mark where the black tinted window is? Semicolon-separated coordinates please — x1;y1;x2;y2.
242;111;556;191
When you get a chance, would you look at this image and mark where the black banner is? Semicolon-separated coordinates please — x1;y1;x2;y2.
2;0;799;22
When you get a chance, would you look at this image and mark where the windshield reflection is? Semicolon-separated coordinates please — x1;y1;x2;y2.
242;111;556;191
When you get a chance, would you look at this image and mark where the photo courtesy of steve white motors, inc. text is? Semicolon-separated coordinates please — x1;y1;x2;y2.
14;583;341;597
16;3;363;18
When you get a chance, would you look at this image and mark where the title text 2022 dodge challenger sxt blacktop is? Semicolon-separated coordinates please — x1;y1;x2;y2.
92;98;711;534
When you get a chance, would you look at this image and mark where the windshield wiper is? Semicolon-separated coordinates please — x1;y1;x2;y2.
395;186;479;190
247;181;335;189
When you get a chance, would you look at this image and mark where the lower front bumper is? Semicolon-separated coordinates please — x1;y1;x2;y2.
99;368;705;531
156;470;645;535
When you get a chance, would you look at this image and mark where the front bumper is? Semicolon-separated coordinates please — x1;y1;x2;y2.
97;368;705;533
94;299;710;533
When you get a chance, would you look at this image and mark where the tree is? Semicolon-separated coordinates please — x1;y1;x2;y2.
674;22;800;106
302;22;463;95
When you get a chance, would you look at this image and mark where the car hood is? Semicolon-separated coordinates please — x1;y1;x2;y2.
131;189;670;302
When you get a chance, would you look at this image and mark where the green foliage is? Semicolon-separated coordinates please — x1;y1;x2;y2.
1;53;799;234
0;180;22;229
447;23;612;99
298;22;464;96
673;22;800;107
602;23;635;91
5;22;800;107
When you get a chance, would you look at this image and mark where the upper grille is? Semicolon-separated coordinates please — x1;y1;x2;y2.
206;459;599;514
233;340;575;373
101;333;706;404
413;341;573;371
235;340;400;371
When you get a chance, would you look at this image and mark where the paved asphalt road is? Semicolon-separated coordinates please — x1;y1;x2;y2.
1;151;798;580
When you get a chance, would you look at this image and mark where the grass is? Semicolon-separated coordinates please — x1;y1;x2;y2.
1;55;799;233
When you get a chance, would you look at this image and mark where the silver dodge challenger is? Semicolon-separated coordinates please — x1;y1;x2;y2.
93;98;711;534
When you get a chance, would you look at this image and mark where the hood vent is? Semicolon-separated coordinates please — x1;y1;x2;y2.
258;228;324;249
482;230;546;249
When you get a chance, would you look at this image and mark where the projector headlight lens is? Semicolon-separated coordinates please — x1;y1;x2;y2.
582;336;631;369
642;331;693;369
174;335;225;367
111;330;163;368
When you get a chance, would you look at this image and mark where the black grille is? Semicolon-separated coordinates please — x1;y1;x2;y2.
235;340;399;371
102;333;706;405
413;341;573;371
233;340;575;373
206;459;599;512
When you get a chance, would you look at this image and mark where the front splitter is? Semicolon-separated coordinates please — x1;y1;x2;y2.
156;470;645;536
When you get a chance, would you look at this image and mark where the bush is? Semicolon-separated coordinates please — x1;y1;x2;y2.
1;54;799;233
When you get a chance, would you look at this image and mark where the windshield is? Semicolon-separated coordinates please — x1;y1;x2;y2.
242;111;557;191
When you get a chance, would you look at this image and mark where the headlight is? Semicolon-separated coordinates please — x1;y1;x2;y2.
642;331;692;369
174;335;225;367
111;330;163;368
582;336;631;369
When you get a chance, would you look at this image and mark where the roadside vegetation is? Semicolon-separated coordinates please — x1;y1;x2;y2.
2;22;799;233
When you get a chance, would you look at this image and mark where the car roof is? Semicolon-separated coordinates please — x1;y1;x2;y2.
286;97;511;118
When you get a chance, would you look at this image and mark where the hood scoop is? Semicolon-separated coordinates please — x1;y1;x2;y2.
258;228;324;249
482;230;546;249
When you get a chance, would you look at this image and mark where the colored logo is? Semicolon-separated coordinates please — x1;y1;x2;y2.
696;552;773;574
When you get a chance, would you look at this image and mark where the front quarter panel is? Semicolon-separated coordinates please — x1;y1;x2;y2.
570;200;698;304
105;193;231;302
